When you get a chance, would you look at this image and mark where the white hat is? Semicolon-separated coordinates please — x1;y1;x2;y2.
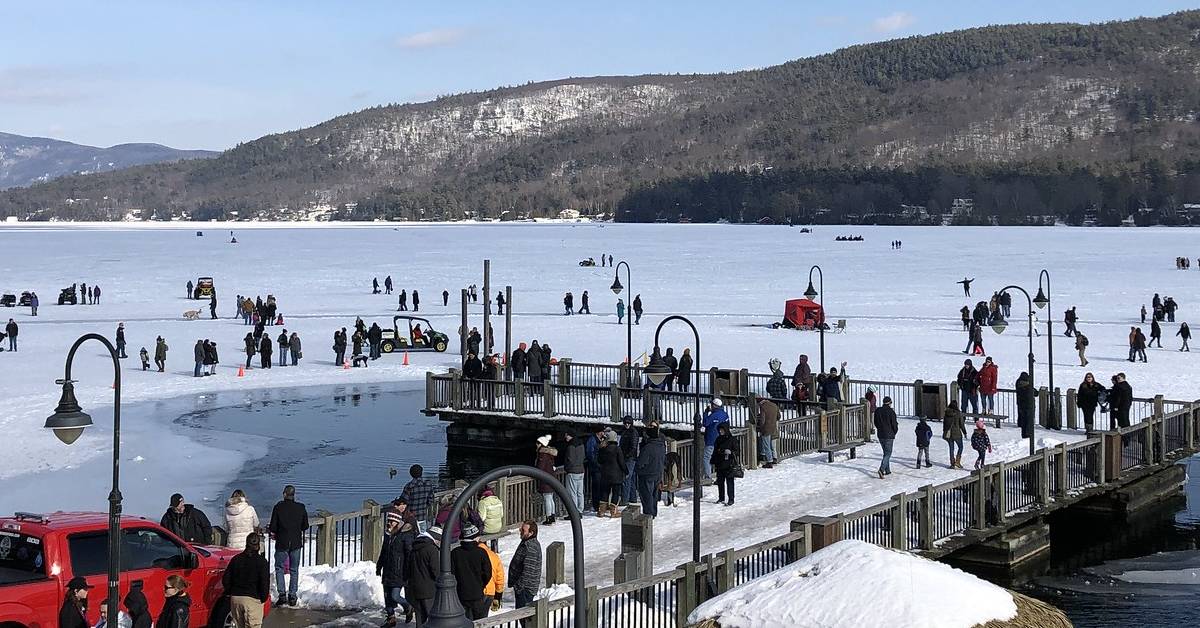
536;435;551;447
712;398;723;407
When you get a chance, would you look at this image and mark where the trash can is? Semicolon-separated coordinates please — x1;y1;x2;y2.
921;383;947;420
712;368;743;397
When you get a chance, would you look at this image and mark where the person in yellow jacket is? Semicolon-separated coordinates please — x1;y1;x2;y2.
478;487;505;535
482;542;506;612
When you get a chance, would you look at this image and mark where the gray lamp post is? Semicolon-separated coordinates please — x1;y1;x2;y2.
611;261;633;385
805;265;825;373
644;314;702;562
425;465;586;628
1034;270;1055;428
992;286;1036;455
44;333;122;624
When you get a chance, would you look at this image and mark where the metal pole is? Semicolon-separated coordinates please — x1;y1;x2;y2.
1040;270;1055;429
808;265;825;373
1000;284;1037;455
429;466;586;628
62;334;122;625
459;289;468;357
652;315;703;562
505;286;513;380
616;261;632;383
483;259;491;358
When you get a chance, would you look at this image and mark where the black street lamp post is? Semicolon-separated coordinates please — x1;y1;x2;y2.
1034;270;1055;428
44;333;123;624
805;265;825;373
425;466;586;628
992;286;1037;455
611;261;633;385
645;315;702;562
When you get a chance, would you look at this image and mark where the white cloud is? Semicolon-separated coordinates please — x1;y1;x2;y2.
871;11;916;34
395;28;467;50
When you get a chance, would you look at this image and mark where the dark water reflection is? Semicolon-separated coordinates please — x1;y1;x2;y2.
1027;456;1200;627
175;384;527;512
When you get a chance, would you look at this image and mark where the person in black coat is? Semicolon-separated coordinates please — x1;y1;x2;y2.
59;577;91;628
1110;373;1134;428
269;485;309;606
157;575;191;628
540;343;553;381
259;335;272;369
597;434;627;517
124;586;152;628
662;348;678;390
527;341;543;383
1076;372;1105;433
1015;372;1036;438
450;526;493;620
243;333;256;369
277;330;290;367
160;493;212;544
222;533;269;625
873;397;899;478
412;290;420;311
376;512;416;624
407;529;441;625
635;424;666;517
676;349;693;392
710;423;739;505
510;343;528;379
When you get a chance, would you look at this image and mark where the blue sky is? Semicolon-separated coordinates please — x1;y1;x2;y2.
1;1;1195;151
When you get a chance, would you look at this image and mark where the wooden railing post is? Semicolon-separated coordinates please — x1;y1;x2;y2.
1055;443;1068;498
913;379;924;417
1104;432;1121;481
315;510;336;566
1038;387;1049;427
839;407;849;446
609;384;622;422
1066;388;1078;430
789;518;813;559
495;477;510;525
1158;414;1168;463
1051;387;1063;430
1154;394;1165;419
746;420;759;470
514;380;525;416
919;485;934;550
949;381;959;412
891;493;908;550
795;515;841;551
361;499;382;562
972;468;987;530
817;411;828;450
677;562;698;626
717;548;735;593
534;596;549;628
1039;449;1051;505
543;382;556;418
450;371;462;410
993;460;1006;523
545;541;565;586
642;387;653;421
559;358;572;386
1143;421;1153;465
1098;432;1108;484
585;585;600;628
1188;405;1196;451
425;371;435;410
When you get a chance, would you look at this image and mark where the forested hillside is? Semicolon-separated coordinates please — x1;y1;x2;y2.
3;11;1200;222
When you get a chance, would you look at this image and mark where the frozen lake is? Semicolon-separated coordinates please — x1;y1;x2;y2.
0;222;1197;518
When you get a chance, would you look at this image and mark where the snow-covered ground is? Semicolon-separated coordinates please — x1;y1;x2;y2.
0;222;1197;615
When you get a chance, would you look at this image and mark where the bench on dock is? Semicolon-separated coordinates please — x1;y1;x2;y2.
964;412;1008;428
818;441;864;463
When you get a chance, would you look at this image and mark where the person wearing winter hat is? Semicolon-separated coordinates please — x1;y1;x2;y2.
59;576;92;628
701;398;729;480
407;526;442;625
451;524;493;619
971;420;993;469
534;435;558;524
478;487;505;535
377;510;417;626
224;489;260;551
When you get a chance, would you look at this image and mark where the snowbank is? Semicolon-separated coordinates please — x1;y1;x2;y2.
687;540;1017;628
287;561;384;610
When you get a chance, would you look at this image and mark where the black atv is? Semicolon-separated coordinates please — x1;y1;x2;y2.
58;287;78;305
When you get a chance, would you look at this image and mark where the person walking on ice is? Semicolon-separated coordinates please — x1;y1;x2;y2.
1179;322;1192;351
957;277;974;297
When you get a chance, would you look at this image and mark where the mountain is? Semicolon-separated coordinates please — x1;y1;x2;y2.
3;10;1200;221
0;132;216;189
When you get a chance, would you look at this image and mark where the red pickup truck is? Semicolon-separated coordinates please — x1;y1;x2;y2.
0;511;267;628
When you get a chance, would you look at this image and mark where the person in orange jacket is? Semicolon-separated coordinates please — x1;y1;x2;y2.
482;542;506;612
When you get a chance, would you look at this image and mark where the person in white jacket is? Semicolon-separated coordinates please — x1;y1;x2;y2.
224;489;260;551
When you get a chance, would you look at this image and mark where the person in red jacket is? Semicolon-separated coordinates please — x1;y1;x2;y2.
978;357;999;416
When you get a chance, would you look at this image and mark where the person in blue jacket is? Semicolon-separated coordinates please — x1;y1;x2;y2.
702;398;729;480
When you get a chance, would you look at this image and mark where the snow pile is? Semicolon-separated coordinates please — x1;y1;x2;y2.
687;540;1017;628
284;561;383;610
535;583;575;601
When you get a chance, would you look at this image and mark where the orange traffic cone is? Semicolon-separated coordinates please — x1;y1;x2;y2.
237;366;245;377
402;352;410;366
344;359;350;370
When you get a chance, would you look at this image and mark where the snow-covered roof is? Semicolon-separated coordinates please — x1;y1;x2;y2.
687;540;1017;628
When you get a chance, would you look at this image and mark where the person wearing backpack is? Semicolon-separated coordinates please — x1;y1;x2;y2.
914;416;932;468
1075;331;1089;367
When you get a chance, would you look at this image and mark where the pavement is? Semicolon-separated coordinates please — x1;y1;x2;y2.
264;607;359;628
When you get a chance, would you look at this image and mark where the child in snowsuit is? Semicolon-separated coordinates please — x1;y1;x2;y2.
139;347;150;371
915;417;932;468
971;420;992;469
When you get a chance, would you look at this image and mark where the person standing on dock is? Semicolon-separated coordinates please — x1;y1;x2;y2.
702;399;729;480
562;432;587;514
635;421;665;517
1110;373;1133;428
874;397;898;478
401;465;436;529
508;522;542;610
535;436;558;525
942;400;965;468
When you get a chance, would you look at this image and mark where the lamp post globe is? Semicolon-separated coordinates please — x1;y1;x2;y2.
610;275;624;295
1033;287;1049;310
45;380;93;445
990;319;1008;335
645;359;672;387
803;282;818;300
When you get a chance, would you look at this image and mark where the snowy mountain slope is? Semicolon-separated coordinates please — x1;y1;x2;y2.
0;131;216;189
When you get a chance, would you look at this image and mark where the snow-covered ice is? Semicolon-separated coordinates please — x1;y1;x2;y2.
0;222;1196;611
687;539;1018;628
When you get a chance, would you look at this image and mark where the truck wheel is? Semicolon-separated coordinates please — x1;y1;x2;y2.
381;340;395;353
434;339;448;352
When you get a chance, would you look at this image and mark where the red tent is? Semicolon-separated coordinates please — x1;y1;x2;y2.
783;298;825;329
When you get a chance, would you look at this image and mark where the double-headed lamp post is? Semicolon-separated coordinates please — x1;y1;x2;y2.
611;261;633;385
805;265;825;373
44;333;123;624
426;466;585;628
644;315;702;563
1034;270;1055;428
991;286;1039;455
